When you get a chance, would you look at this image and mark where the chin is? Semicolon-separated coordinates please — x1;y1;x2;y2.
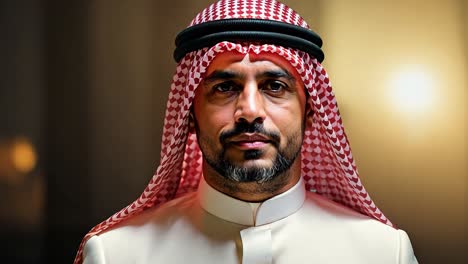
234;159;274;169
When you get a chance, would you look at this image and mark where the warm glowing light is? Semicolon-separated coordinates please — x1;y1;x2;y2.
391;68;434;113
11;138;37;174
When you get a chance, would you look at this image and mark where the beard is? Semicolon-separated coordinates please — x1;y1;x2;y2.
197;121;303;183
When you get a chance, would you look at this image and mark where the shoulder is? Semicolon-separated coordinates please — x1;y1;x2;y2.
100;191;198;233
82;192;199;263
301;191;396;232
105;191;198;233
292;192;418;263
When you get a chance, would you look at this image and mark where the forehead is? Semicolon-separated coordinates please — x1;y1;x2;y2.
204;51;302;80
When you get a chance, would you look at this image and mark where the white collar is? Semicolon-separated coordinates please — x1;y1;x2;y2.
197;177;306;226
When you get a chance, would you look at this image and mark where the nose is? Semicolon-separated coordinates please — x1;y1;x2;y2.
234;82;267;124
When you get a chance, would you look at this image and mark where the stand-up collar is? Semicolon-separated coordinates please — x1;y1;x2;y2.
197;177;306;226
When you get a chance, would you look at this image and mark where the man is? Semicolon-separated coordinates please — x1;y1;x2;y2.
75;0;418;263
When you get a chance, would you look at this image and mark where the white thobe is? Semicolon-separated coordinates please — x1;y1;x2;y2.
83;177;419;264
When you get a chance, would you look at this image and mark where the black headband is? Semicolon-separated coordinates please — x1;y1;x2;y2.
173;18;324;63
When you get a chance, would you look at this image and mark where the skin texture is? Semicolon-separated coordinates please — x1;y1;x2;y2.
192;52;312;202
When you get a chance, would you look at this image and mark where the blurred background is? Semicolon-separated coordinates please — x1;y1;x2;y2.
0;0;466;263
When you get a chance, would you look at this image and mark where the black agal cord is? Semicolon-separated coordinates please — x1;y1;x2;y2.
174;19;324;63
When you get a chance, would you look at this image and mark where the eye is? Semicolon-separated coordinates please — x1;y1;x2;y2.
263;80;288;93
213;81;239;93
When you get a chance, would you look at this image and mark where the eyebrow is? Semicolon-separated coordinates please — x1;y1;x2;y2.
203;70;243;84
259;69;296;82
203;69;296;84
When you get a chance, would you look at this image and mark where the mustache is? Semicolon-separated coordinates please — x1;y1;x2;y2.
219;122;281;147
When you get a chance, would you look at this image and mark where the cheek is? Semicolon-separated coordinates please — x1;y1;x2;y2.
194;103;234;136
202;111;229;130
266;99;305;127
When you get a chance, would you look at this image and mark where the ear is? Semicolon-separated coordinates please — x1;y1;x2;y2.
188;112;196;133
305;99;314;128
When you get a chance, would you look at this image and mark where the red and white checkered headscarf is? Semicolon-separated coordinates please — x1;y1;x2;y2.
74;0;393;262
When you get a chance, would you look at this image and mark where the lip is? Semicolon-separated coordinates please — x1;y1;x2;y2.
228;133;271;150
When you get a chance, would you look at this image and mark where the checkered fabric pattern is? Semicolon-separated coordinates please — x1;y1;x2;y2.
74;0;393;263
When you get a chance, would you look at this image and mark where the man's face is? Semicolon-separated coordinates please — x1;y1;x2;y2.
192;52;308;183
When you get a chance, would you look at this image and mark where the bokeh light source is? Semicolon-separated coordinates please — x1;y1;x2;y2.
391;67;434;114
11;137;37;174
0;137;37;184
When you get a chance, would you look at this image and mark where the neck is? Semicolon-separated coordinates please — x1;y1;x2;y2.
202;158;302;202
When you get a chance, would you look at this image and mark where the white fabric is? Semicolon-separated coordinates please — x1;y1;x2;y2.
83;180;419;264
240;226;272;264
198;177;306;226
